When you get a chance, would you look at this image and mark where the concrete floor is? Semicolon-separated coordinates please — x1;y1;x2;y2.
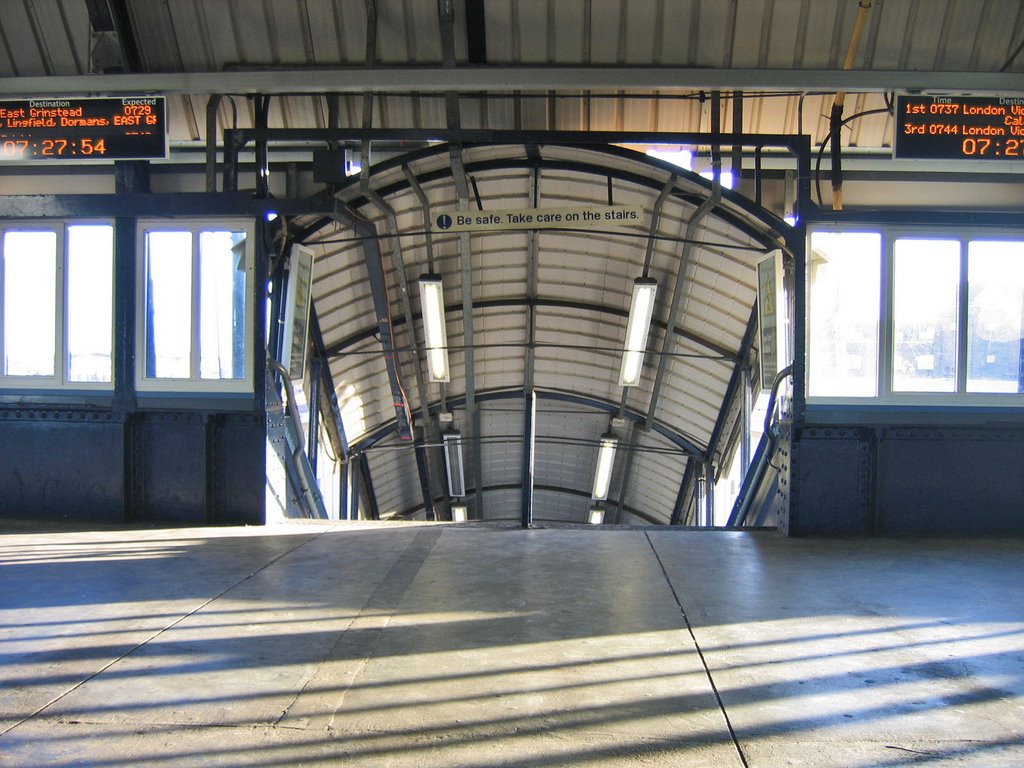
0;523;1022;767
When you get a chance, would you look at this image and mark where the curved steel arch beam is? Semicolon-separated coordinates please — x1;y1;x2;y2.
322;141;791;250
395;482;664;526
349;387;706;459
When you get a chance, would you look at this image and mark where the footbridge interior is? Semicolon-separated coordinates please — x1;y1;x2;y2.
0;0;1022;535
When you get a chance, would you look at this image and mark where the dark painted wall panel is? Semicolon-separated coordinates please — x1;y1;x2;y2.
209;414;266;525
792;429;870;535
133;413;208;524
0;414;124;523
877;431;1024;535
793;422;1024;536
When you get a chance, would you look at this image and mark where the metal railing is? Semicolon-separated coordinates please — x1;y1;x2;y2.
267;357;328;519
727;365;793;527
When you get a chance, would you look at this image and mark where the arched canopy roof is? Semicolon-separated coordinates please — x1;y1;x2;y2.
295;143;789;524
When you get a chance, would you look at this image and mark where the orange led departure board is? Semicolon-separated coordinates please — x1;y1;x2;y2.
895;95;1024;160
0;96;167;161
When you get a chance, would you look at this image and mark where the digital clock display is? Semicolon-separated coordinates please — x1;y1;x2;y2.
0;96;167;161
895;95;1024;160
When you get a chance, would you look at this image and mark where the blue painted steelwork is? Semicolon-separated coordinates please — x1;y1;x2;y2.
414;428;435;521
224;128;809;230
309;309;350;459
330;210;414;442
728;365;792;527
706;306;760;466
306;358;321;473
387;481;659;528
364;189;436;516
359;454;380;521
669;459;696;525
520;390;536;528
317;142;794;250
349;388;704;458
449;145;484;518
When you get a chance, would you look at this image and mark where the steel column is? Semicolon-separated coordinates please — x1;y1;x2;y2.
205;95;221;193
450;145;483;516
359;454;380;521
706;305;759;467
520;390;536;528
306;357;321;474
705;461;715;526
309;309;350;462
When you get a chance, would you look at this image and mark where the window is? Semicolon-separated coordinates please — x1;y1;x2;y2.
892;239;959;393
808;227;1024;403
967;241;1024;394
138;221;253;392
1;223;113;388
808;232;881;397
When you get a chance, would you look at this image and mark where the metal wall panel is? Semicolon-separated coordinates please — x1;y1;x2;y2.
132;413;208;524
0;411;124;523
208;413;266;525
792;421;1024;536
877;428;1024;536
791;428;872;536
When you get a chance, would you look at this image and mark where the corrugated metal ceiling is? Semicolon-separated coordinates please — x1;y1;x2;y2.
1;1;1021;148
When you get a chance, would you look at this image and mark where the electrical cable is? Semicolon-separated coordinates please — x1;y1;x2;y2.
1000;35;1024;72
333;341;734;361
354;433;696;457
306;227;771;254
814;101;894;207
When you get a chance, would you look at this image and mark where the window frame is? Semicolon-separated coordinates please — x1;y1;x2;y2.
0;220;115;391
807;225;1024;407
135;219;255;394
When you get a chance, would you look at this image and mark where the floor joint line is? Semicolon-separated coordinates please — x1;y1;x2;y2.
0;528;333;740
644;531;750;768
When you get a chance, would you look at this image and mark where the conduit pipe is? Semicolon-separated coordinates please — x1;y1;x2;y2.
364;186;438;519
830;0;873;211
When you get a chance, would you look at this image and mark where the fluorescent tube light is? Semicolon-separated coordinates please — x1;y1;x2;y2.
451;504;468;522
419;275;450;382
588;505;605;525
619;278;658;386
591;433;618;501
443;430;465;497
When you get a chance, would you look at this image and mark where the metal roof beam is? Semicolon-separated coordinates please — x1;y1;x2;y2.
706;305;759;466
350;388;706;459
309;308;350;462
329;209;414;441
3;67;1022;96
449;143;484;517
364;189;437;517
397;482;664;526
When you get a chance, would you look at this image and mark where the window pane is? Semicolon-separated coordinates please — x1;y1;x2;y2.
892;239;960;392
967;241;1024;393
145;231;192;378
3;231;57;376
67;225;114;383
808;232;881;396
199;230;247;380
